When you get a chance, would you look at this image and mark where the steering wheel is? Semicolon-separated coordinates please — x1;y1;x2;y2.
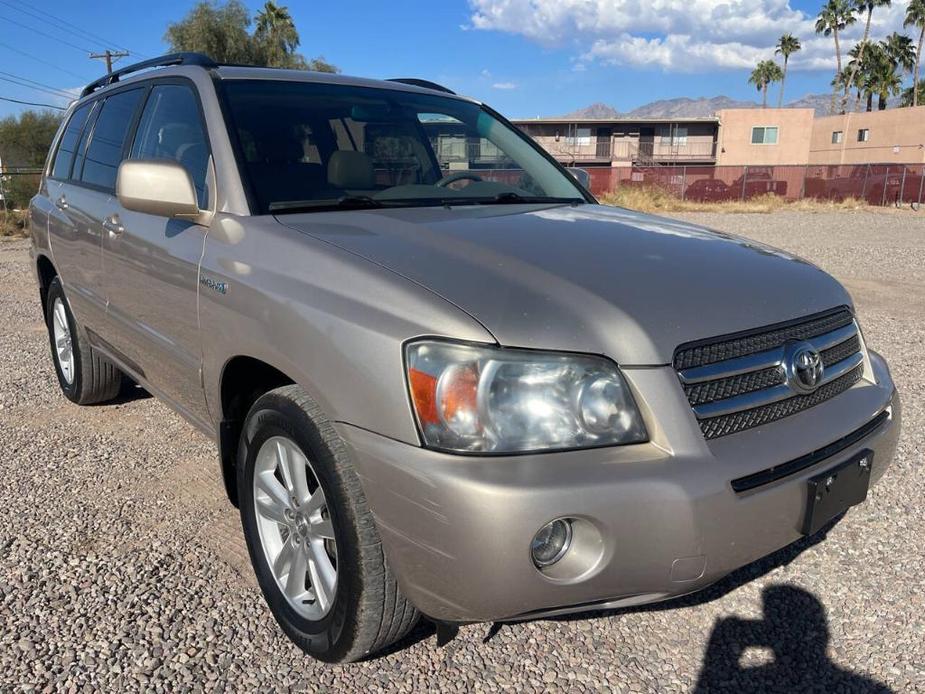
436;171;484;187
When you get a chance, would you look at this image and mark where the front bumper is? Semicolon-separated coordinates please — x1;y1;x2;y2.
337;352;900;622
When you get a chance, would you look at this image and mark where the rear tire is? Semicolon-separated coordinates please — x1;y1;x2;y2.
45;277;122;405
237;385;419;662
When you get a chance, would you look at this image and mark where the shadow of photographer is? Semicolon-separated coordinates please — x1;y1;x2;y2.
694;584;892;693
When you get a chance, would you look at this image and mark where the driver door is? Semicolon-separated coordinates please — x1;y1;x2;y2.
102;81;212;427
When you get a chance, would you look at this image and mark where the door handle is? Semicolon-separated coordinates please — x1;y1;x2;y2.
102;214;124;237
55;195;68;211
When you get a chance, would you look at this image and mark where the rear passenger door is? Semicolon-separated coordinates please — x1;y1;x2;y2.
57;88;146;336
101;81;212;427
45;100;104;329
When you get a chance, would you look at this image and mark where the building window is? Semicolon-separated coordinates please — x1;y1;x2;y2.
858;129;870;142
566;127;592;146
751;126;779;145
832;131;844;144
658;126;688;146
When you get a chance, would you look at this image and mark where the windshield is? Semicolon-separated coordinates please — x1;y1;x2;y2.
221;80;587;214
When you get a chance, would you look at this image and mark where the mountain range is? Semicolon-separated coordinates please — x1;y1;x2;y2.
558;93;901;119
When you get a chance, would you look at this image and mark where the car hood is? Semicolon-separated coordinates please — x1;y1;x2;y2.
277;203;851;365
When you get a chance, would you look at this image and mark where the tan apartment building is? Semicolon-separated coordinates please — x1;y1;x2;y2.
713;109;815;166
809;106;925;165
515;106;925;169
512;117;719;167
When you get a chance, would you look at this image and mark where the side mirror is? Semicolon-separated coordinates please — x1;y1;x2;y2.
567;167;591;189
116;160;203;220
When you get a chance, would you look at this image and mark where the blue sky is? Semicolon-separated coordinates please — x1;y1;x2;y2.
0;0;917;120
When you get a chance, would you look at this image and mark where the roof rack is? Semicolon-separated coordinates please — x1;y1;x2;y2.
387;78;456;95
80;52;217;98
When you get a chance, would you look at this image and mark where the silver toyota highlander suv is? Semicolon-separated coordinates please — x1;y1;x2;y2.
30;53;901;663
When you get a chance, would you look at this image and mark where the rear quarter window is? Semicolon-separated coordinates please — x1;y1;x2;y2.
51;103;93;180
79;88;144;191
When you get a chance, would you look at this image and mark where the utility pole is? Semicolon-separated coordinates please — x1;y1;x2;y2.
0;154;7;216
89;50;130;74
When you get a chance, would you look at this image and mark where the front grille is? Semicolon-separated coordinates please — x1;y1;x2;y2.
674;308;865;439
674;308;854;371
699;366;863;439
684;365;785;407
820;334;861;367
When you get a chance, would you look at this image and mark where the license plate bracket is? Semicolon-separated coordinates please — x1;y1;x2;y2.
802;450;873;536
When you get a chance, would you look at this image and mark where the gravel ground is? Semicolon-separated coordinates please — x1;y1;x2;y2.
0;209;923;692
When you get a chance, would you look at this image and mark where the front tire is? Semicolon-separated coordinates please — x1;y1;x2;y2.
45;277;122;405
237;385;419;662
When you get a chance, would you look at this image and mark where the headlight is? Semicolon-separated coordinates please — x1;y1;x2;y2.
405;340;647;454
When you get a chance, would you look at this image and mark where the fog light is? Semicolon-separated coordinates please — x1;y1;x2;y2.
531;519;572;567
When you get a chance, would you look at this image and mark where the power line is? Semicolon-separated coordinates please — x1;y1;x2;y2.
0;41;93;82
0;0;146;58
0;71;75;98
0;14;94;53
0;95;66;110
0;75;73;100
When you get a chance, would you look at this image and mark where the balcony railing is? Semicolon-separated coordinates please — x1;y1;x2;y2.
530;138;718;163
616;141;718;162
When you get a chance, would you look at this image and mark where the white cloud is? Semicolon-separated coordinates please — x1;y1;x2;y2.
492;81;518;89
468;0;914;72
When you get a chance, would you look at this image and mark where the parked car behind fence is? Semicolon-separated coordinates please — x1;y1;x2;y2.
585;163;925;207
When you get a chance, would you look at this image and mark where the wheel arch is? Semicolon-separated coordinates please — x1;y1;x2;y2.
217;355;297;507
35;253;58;314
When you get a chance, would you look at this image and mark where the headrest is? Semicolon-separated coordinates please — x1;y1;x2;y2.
327;150;374;190
158;123;197;157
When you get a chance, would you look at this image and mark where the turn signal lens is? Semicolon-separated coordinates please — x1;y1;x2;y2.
408;368;439;425
405;340;647;454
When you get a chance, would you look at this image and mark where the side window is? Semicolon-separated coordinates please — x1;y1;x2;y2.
130;84;210;208
80;89;144;191
51;102;92;180
71;101;101;181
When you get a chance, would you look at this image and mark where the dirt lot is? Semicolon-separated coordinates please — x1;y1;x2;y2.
1;210;923;692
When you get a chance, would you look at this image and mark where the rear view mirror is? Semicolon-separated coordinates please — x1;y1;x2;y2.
116;160;204;221
350;103;395;123
567;167;591;189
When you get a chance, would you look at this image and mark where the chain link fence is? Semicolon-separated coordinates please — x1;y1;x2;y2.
5;166;924;211
586;164;925;207
0;171;42;212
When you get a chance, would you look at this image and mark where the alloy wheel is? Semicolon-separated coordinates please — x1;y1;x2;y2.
52;298;74;385
252;435;338;620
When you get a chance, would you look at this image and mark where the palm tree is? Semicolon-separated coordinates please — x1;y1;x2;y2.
848;41;882;110
832;65;862;110
775;34;802;107
869;54;904;109
884;32;916;74
748;60;785;108
842;0;893;112
848;41;907;110
816;0;858;113
905;0;925;106
254;1;304;68
902;79;925;105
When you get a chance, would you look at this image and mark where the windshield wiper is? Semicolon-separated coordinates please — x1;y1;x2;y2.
440;193;586;206
489;193;585;205
269;195;385;214
269;193;586;214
